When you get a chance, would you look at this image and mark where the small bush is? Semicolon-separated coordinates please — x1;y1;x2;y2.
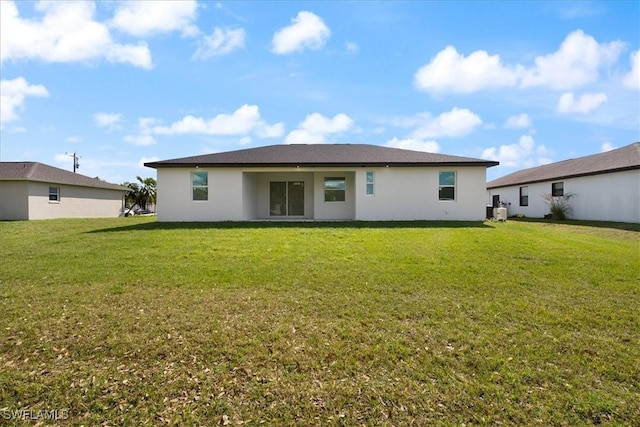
543;192;575;220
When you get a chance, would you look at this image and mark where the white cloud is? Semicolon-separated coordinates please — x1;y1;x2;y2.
504;114;533;129
5;126;27;134
193;27;245;59
600;142;616;152
139;156;160;168
124;105;283;144
105;43;152;69
0;0;152;69
521;30;625;90
152;105;281;136
414;46;519;94
622;49;640;90
54;153;73;165
559;3;604;19
345;42;359;55
285;113;354;144
93;112;123;128
482;135;553;168
255;122;285;138
124;117;159;146
110;0;199;37
385;138;440;153
125;134;156;146
410;108;483;139
271;11;330;55
557;92;608;114
297;113;353;133
154;113;250;135
414;30;625;94
0;77;49;123
285;129;325;144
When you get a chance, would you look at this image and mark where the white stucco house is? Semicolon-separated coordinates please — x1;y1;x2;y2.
486;142;640;223
0;162;129;220
144;144;499;222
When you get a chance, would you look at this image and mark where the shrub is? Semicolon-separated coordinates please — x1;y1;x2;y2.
543;192;575;220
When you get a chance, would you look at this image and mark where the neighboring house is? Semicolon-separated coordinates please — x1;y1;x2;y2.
486;142;640;223
0;162;130;220
144;144;499;222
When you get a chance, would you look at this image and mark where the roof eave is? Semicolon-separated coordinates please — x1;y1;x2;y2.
145;161;499;169
487;165;640;189
0;176;130;192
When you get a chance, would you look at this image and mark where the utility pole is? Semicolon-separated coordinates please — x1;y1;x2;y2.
65;152;80;173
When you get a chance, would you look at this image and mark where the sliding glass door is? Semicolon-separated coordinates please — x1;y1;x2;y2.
270;181;304;217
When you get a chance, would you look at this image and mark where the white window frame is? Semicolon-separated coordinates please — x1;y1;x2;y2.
324;177;346;203
48;186;60;203
365;171;374;196
191;172;208;201
438;171;456;201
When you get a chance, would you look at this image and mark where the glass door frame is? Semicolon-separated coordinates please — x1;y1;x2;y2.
270;181;305;217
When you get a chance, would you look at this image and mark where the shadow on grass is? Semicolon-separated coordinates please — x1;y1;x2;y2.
509;217;639;232
89;219;495;233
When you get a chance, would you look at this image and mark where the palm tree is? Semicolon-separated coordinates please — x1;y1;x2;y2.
122;181;139;215
122;176;156;214
136;176;157;210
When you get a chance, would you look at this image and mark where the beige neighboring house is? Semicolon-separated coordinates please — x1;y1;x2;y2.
145;144;499;222
486;142;640;223
0;162;129;220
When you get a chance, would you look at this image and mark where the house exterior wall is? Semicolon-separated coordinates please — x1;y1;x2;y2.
313;171;355;220
27;182;125;219
1;181;125;220
242;173;259;220
487;169;640;223
355;166;489;221
0;181;29;220
156;168;245;222
156;166;490;222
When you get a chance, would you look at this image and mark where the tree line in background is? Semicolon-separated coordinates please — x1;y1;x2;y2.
122;176;156;215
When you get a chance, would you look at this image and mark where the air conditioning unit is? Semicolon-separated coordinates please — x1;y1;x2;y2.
495;207;508;221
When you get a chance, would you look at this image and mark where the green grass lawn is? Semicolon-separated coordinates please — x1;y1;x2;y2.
1;217;638;425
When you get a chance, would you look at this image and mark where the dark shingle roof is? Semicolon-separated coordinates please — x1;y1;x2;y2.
145;144;498;168
487;142;640;189
0;162;129;192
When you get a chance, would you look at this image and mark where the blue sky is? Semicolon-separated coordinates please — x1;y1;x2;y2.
1;0;638;184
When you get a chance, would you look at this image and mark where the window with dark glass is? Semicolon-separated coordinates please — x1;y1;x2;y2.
438;171;456;201
324;177;345;202
49;186;60;202
519;186;528;206
552;182;564;197
270;181;304;216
